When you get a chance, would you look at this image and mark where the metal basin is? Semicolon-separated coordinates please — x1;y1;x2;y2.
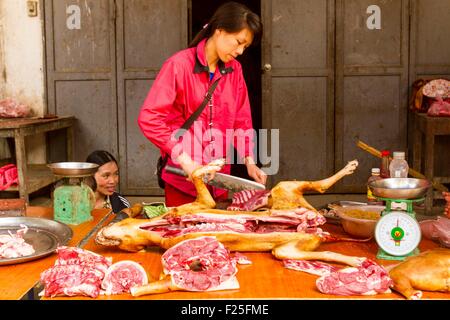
369;178;431;199
47;162;99;177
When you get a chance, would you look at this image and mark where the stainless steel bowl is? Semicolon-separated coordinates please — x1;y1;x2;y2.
369;178;431;199
47;162;99;177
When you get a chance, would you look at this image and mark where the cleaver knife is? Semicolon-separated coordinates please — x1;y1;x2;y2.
165;165;265;192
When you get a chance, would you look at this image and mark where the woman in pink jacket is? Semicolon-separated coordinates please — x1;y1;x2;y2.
138;2;266;206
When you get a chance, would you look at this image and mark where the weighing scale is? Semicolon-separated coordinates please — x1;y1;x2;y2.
374;197;423;261
48;162;98;225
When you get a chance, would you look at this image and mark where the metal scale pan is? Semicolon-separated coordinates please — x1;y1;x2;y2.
0;217;73;265
47;162;99;178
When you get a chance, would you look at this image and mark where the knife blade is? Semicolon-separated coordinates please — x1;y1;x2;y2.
165;165;265;192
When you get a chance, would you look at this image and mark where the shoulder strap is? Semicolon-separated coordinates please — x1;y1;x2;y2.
174;78;220;139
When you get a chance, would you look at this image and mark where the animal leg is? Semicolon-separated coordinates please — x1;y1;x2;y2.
390;276;423;300
130;277;179;296
272;239;366;267
298;160;359;194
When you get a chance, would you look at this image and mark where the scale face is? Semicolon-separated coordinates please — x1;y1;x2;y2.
375;211;421;257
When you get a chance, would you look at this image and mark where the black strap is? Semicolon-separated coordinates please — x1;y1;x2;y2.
174;78;221;139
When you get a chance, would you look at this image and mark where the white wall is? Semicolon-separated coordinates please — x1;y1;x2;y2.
0;0;46;163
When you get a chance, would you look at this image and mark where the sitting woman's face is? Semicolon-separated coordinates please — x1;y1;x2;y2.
94;161;119;196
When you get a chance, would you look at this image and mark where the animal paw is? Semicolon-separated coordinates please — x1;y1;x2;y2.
343;159;359;175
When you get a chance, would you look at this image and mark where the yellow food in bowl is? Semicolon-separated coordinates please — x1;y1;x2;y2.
342;209;380;220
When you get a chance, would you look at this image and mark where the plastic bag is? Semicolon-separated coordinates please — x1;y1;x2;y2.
0;164;18;190
0;98;31;118
427;97;450;117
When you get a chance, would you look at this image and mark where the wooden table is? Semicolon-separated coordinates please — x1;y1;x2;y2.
47;220;450;300
0;116;75;202
412;112;450;213
0;206;112;300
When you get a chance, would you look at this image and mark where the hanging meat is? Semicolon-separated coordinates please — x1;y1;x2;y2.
131;236;238;296
95;159;360;252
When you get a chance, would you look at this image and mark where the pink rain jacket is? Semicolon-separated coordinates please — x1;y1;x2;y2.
138;38;255;197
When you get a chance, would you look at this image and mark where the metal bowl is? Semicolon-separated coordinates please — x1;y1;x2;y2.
47;162;99;177
369;178;431;199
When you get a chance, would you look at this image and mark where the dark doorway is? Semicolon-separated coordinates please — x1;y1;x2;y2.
190;0;262;179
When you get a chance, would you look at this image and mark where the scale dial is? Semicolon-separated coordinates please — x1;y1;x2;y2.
375;211;421;257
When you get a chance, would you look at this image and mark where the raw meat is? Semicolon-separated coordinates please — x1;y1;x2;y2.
227;190;271;211
131;236;239;296
420;216;450;248
316;259;392;296
0;98;31;118
101;260;148;295
40;247;112;298
161;236;237;291
0;224;35;259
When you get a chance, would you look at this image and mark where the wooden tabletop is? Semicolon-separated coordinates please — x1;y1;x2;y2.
0;207;111;300
47;217;450;300
0;116;75;129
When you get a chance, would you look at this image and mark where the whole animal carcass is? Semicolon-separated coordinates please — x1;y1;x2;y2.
95;159;361;253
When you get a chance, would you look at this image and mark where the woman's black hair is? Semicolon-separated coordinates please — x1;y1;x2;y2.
85;150;118;191
86;150;118;167
189;1;262;48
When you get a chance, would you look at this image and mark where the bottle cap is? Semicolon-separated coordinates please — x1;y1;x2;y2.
381;150;390;156
371;168;380;174
393;151;405;159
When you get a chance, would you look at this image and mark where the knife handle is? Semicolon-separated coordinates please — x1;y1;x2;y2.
165;165;188;177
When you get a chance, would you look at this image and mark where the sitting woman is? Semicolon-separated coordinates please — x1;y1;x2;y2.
86;150;139;217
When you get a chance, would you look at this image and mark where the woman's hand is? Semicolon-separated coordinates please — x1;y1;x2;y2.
244;156;267;185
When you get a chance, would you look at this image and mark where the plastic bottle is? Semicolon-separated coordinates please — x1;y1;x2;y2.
380;150;390;179
367;168;383;205
389;151;409;178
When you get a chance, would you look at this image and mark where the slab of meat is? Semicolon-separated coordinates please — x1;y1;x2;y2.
420;216;450;248
0;224;35;259
131;236;239;296
387;248;450;300
227;190;271;211
101;260;148;295
316;259;392;296
40;247;112;298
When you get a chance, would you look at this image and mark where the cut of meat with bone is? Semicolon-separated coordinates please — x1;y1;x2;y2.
283;260;340;277
316;259;392;296
227;190;271;211
131;236;239;296
162;236;237;291
101;260;148;295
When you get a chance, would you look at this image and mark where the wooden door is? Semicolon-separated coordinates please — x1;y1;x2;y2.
45;0;118;162
261;0;335;187
335;0;410;192
409;0;450;181
115;0;188;195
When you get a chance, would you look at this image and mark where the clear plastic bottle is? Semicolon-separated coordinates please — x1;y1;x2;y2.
367;168;383;205
380;150;390;179
389;151;409;178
